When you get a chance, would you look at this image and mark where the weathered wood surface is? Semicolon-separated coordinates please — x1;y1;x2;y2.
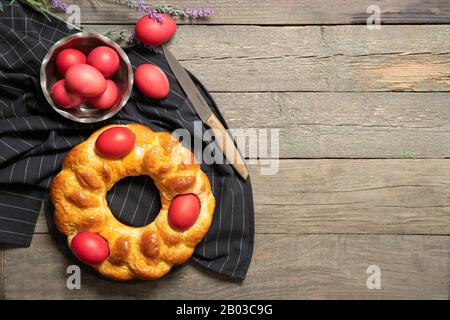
0;247;3;300
34;160;450;235
3;234;449;299
58;0;450;25
2;1;450;300
217;92;450;159
86;25;450;92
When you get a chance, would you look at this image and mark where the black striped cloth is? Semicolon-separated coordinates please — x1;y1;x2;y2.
0;1;254;280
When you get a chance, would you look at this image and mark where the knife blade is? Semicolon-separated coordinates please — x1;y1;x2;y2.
163;46;249;180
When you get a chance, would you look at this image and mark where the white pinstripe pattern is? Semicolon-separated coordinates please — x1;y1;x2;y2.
219;183;235;273
23;156;29;182
118;177;133;218
56;120;72;147
12;132;34;148
47;19;59;44
0;229;32;238
143;190;158;225
5;118;16;130
0;31;36;74
231;177;246;278
47;132;59;188
108;183;118;205
4;118;39;152
0;190;42;201
0;28;43;66
0;216;35;225
37;16;46;41
209;176;225;268
27;17;70;43
202;168;214;256
38;114;48;129
0;54;11;69
0;82;23;92
0;202;39;213
8;162;16;183
12;103;43;150
130;177;147;225
21;115;34;132
11;30;43;63
37;144;44;179
0;137;20;153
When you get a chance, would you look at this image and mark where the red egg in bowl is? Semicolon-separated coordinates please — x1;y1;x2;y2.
65;63;107;97
56;48;86;76
40;32;133;123
50;79;84;109
87;79;119;110
87;46;120;78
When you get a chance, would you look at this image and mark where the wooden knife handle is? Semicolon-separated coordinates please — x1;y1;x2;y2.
206;114;249;180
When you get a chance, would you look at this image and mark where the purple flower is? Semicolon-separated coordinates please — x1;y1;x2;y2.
127;33;136;45
136;0;164;23
50;0;68;11
183;7;214;18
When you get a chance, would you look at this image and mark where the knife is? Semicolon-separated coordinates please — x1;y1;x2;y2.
163;46;249;181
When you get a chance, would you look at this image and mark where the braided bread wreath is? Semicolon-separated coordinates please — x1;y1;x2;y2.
50;124;215;280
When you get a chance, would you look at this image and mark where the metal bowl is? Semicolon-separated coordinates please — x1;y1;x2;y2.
40;32;133;123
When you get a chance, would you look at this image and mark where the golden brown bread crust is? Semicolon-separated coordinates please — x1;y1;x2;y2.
50;124;215;280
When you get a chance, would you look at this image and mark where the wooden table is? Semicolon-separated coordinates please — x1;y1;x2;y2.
1;0;449;299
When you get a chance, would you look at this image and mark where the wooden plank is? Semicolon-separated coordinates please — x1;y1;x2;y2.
250;160;450;235
86;25;450;92
56;0;450;25
30;91;450;159
35;159;450;235
3;234;449;299
90;25;450;60
215;92;450;159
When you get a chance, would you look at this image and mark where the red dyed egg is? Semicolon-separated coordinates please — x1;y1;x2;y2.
134;64;169;99
50;79;84;109
168;194;201;231
65;64;107;97
56;48;86;76
135;13;177;46
87;79;119;110
87;46;120;78
71;232;109;265
95;127;136;159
